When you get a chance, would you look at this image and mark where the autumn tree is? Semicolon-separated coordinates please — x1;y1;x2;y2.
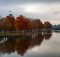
0;22;4;30
4;14;15;31
44;21;52;30
15;15;25;30
0;18;5;30
25;18;32;30
32;19;44;31
15;15;32;31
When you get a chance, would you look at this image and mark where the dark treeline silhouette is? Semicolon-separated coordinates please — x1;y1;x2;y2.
0;31;52;56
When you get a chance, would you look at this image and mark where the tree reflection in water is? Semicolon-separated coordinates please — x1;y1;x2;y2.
15;36;32;56
44;31;52;40
0;31;52;56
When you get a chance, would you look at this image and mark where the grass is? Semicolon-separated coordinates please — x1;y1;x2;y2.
0;31;33;36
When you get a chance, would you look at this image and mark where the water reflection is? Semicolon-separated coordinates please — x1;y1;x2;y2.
31;33;44;48
0;32;52;56
44;32;52;40
16;36;32;56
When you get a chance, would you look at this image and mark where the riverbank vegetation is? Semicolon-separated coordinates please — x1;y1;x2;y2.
0;14;52;35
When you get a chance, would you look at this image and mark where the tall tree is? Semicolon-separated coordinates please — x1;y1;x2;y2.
32;19;43;30
5;14;15;31
0;18;5;30
44;21;52;29
15;15;32;30
25;18;32;30
15;15;26;30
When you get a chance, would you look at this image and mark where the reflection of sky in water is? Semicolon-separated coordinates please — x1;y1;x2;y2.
1;33;60;57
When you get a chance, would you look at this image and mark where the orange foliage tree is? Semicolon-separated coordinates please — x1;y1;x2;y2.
25;18;32;30
2;14;15;31
0;14;52;31
32;19;44;30
5;14;15;31
0;18;5;30
15;15;32;31
44;21;52;29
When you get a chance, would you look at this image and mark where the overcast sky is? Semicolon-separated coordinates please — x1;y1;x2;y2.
0;0;60;25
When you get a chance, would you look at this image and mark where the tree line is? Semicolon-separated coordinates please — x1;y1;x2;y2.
0;14;52;31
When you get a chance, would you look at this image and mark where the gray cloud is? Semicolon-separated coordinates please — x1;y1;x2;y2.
0;0;60;6
0;0;60;25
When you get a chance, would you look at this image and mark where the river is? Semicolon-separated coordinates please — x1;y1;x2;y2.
0;32;60;57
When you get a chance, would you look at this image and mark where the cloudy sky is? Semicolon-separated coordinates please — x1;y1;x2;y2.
0;0;60;25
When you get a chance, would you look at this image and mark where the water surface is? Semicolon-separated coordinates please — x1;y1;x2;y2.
0;32;60;57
